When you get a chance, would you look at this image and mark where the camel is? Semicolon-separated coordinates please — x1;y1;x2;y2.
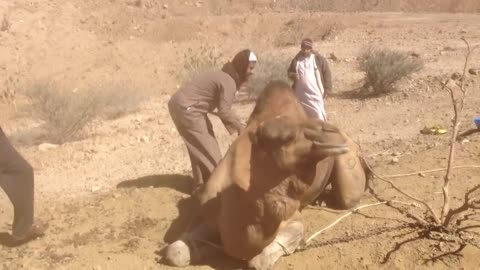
163;80;369;269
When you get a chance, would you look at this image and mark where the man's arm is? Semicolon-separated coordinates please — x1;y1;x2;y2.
316;54;332;96
217;79;244;135
287;57;298;82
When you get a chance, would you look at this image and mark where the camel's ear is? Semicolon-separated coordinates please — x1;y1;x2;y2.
303;119;349;157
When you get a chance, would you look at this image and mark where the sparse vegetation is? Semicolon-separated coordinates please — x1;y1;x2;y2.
179;44;224;82
359;46;423;96
1;14;10;32
99;81;147;120
0;76;18;110
275;17;344;47
23;80;146;144
241;52;291;100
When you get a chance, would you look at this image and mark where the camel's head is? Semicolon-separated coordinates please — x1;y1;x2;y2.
249;116;348;172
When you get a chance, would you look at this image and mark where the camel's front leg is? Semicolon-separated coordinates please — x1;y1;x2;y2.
164;222;220;267
247;213;304;270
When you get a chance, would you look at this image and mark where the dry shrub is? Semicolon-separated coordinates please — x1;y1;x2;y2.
24;80;146;144
1;76;18;110
178;44;224;82
99;81;147;120
275;17;344;48
241;52;291;100
359;46;423;96
1;14;10;32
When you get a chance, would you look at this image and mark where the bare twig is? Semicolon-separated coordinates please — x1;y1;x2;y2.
425;244;466;263
304;205;350;214
440;38;476;221
305;201;387;244
298;224;415;252
382;235;423;264
367;184;430;225
443;184;480;227
383;165;480;178
363;159;441;224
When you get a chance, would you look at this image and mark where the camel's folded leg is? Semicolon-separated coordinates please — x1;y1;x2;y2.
330;132;368;209
164;222;220;267
247;217;304;270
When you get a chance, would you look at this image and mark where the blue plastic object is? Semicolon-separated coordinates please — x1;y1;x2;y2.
475;116;480;129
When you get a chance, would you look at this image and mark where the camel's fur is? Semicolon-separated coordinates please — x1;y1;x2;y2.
164;81;368;268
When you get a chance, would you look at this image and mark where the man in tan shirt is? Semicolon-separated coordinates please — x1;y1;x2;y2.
168;49;257;193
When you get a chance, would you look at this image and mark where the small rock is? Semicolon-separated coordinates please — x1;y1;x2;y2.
138;136;150;143
460;29;467;34
418;173;426;177
443;46;456;51
461;139;470;144
469;68;480;75
410;52;420;58
329;52;339;61
163;4;169;9
112;193;121;199
38;143;59;152
91;186;101;192
93;266;102;270
390;157;399;164
450;72;462;80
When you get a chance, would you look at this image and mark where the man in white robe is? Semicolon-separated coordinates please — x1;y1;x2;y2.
287;38;332;121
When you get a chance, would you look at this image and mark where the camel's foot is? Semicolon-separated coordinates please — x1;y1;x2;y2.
165;238;192;267
247;220;304;270
164;223;221;267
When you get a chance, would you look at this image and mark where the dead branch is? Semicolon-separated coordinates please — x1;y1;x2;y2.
440;38;476;221
443;184;480;227
458;225;480;232
457;128;480;140
367;186;430;225
425;244;466;264
305;201;387;244
381;235;423;264
455;212;480;227
382;165;480;178
297;223;416;252
363;158;441;224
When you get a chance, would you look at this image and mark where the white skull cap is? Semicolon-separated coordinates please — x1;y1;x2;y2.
249;51;257;62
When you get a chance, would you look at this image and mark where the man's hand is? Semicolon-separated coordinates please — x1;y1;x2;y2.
288;72;299;82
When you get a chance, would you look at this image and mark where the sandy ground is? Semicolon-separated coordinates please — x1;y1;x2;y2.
1;1;480;269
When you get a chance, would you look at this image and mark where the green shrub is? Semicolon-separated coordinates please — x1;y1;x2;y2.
359;46;423;96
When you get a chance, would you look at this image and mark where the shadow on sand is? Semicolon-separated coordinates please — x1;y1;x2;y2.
116;174;193;195
117;174;245;269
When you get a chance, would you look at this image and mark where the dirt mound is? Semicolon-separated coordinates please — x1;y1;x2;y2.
271;0;480;12
197;0;480;13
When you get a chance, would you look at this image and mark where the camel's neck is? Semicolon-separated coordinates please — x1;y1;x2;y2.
255;176;308;225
